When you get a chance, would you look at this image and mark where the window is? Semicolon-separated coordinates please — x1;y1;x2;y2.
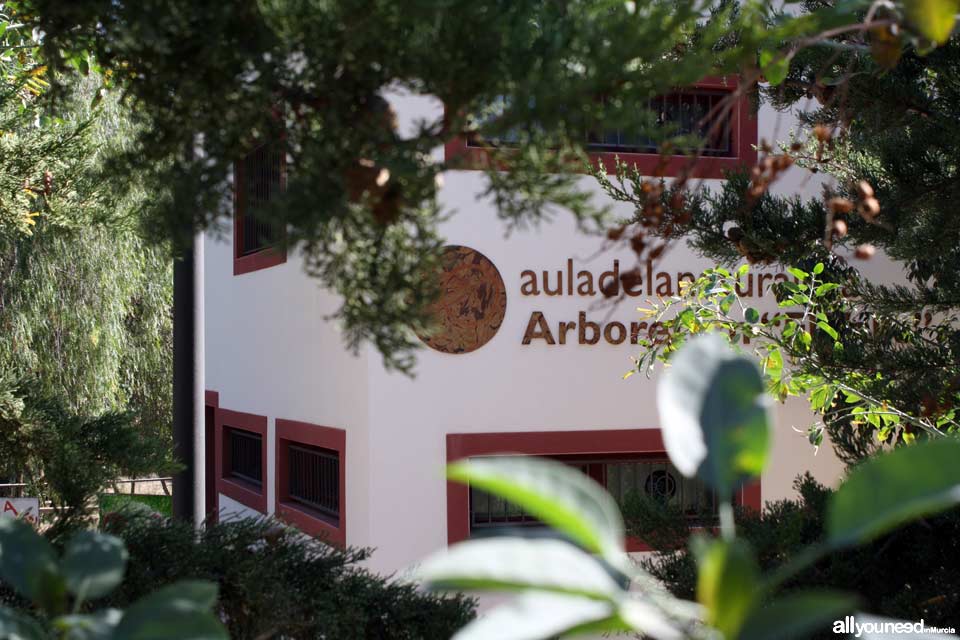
585;90;733;157
226;428;263;487
215;408;268;513
447;430;760;551
287;443;340;523
445;76;756;180
233;143;287;275
469;456;718;535
276;419;346;545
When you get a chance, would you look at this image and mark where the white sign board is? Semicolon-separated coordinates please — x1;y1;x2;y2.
0;498;40;527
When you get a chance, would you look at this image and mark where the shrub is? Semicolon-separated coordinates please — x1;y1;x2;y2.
101;513;475;639
628;474;960;628
0;394;175;539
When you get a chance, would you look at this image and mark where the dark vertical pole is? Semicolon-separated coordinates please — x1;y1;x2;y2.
172;233;205;524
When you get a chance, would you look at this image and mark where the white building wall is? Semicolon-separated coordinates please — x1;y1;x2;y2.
204;224;373;547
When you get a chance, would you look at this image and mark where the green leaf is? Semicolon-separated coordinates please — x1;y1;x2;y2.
812;262;824;275
113;581;225;640
739;590;859;640
786;267;808;281
450;592;685;640
827;439;960;548
814;282;840;296
0;518;60;603
657;334;771;498
759;50;789;85
719;293;736;314
694;537;760;638
55;610;122;640
447;457;625;565
904;0;959;44
416;538;622;600
816;321;838;341
62;531;128;600
0;605;46;640
450;592;619;640
744;307;760;324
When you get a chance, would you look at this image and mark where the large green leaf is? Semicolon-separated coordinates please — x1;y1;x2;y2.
694;537;759;639
657;334;770;498
0;518;60;602
416;538;622;600
447;457;625;565
0;605;46;640
451;592;683;640
904;0;959;44
61;531;128;600
112;580;225;640
739;590;859;640
827;439;960;548
451;592;618;640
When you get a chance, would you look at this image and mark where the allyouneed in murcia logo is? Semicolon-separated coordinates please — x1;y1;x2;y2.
834;616;957;637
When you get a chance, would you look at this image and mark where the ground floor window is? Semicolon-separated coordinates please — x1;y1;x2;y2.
215;408;268;513
469;456;718;535
447;429;760;551
276;419;346;546
226;428;264;487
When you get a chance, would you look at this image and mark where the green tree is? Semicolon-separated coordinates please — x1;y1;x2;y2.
0;7;175;514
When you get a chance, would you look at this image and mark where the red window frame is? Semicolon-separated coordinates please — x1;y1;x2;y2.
275;419;346;546
444;76;757;180
204;390;220;522
446;429;761;552
233;145;287;276
215;408;269;513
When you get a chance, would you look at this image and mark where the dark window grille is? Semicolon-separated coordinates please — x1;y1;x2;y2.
287;443;340;524
587;90;733;157
467;89;734;158
605;459;719;527
239;143;284;256
227;428;262;487
468;457;718;534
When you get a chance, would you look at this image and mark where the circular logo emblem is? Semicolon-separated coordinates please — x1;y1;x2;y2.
644;470;678;503
417;245;507;354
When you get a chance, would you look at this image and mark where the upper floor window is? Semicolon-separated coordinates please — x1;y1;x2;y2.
445;76;756;180
233;143;287;275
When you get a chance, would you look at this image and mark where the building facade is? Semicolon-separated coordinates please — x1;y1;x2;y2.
203;81;898;574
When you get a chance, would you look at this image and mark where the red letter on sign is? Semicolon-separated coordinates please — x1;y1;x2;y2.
3;501;18;516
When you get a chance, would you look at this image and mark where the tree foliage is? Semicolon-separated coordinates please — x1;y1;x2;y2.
0;7;175;504
16;0;872;371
